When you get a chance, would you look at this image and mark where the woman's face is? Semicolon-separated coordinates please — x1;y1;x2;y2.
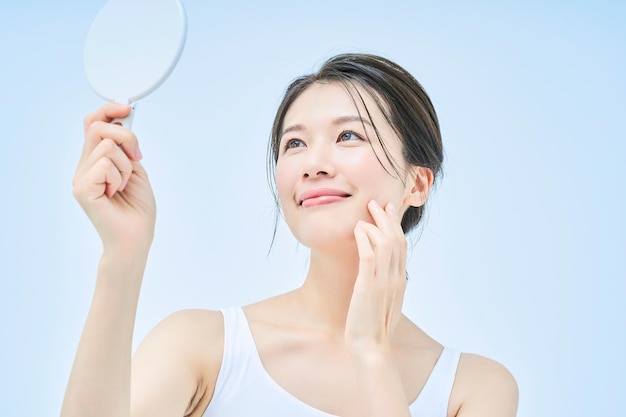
275;81;418;250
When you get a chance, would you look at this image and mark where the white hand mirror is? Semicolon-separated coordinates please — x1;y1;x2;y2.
84;0;187;128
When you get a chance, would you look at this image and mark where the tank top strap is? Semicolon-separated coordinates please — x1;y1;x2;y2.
409;347;461;416
209;306;261;403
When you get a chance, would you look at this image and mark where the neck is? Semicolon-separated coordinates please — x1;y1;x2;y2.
294;244;360;335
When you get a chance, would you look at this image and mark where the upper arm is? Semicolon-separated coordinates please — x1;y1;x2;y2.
130;309;224;417
451;353;519;417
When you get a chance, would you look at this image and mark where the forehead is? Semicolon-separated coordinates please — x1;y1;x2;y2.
283;81;387;127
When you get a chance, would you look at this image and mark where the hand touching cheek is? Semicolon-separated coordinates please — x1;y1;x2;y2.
345;200;408;352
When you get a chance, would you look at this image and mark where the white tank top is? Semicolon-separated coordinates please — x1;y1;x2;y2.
203;307;460;417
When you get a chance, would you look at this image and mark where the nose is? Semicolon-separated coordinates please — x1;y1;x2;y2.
302;143;335;179
304;170;327;178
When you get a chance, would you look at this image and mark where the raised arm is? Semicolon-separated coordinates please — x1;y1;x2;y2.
61;103;213;417
345;200;412;417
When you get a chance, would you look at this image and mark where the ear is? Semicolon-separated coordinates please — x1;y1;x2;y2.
404;166;434;208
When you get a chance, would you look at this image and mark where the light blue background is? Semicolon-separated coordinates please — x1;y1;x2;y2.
1;1;624;416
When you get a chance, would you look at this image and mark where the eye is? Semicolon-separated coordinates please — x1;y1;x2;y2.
337;130;364;142
282;138;305;152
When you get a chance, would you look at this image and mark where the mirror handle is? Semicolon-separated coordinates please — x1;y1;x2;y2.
111;101;136;129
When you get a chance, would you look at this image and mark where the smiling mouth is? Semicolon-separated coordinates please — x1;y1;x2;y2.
300;194;351;208
300;189;350;208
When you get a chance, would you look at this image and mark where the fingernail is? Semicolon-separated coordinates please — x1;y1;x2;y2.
369;200;380;209
387;203;396;213
135;147;143;160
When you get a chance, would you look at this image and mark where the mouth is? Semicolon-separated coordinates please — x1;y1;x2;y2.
299;188;352;208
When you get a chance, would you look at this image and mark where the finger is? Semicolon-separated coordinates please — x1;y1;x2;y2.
361;205;407;286
367;201;406;278
77;138;133;191
97;157;123;199
384;202;405;235
73;157;123;204
81;120;142;165
367;200;398;237
83;102;132;133
384;203;407;279
354;222;376;280
356;221;392;279
99;157;124;199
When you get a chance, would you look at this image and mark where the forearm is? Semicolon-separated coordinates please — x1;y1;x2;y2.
350;346;411;417
61;250;148;417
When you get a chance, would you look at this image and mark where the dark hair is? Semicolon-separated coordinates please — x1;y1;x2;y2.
267;53;443;237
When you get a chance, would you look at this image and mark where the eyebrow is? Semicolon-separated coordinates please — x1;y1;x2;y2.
281;115;373;137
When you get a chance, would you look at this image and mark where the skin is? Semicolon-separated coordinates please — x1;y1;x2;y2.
62;83;518;417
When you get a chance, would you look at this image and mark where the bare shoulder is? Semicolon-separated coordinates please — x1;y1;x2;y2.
137;309;224;367
150;308;224;341
449;353;519;417
131;309;224;417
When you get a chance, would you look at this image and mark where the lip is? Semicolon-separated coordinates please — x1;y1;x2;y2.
298;188;351;207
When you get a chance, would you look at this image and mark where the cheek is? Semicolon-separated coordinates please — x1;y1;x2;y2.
350;152;392;187
352;154;407;203
275;160;294;205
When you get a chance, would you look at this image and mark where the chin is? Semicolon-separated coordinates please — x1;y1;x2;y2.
284;204;373;248
292;223;359;251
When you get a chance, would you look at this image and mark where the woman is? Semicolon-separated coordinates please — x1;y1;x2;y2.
62;53;518;417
